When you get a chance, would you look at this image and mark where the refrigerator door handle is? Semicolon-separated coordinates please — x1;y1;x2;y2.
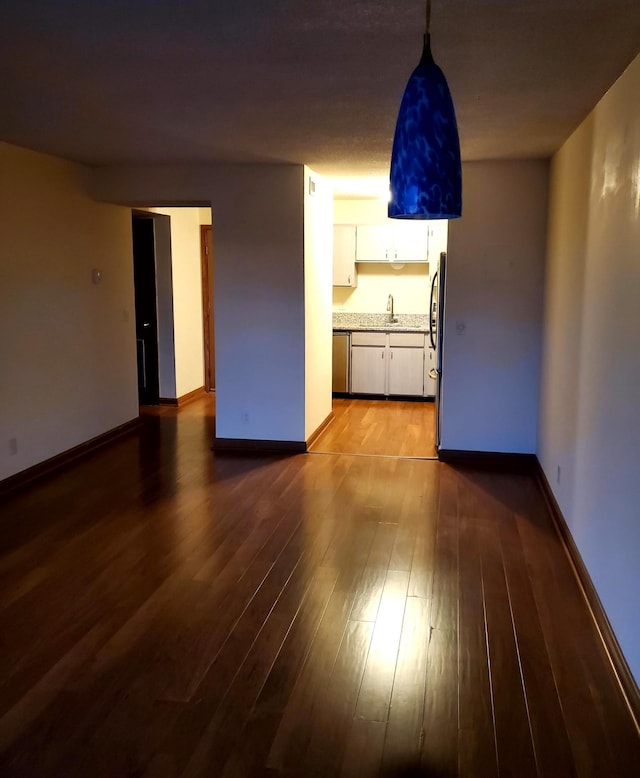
435;251;447;453
429;271;438;350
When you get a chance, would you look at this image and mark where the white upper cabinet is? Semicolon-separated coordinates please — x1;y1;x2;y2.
355;224;393;262
392;221;430;263
355;220;445;263
427;220;448;263
333;225;358;287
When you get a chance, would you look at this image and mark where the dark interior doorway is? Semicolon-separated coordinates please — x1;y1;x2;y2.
132;215;160;405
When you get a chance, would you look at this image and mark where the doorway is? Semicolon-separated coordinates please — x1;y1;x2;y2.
132;215;160;405
310;252;445;460
309;397;437;458
200;225;215;391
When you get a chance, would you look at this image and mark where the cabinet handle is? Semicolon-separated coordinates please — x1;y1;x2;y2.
391;352;394;360
381;351;384;359
347;274;351;284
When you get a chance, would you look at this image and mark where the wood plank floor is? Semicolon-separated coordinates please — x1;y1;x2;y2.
0;395;638;777
310;398;437;458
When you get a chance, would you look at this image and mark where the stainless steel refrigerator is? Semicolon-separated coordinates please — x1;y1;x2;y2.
428;251;447;452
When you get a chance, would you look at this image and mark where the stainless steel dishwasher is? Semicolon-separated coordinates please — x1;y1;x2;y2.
332;331;350;393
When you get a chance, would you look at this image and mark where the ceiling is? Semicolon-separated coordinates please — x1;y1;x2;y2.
1;1;639;179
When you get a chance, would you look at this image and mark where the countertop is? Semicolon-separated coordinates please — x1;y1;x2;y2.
333;312;431;333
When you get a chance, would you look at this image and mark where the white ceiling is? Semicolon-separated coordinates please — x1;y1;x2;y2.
1;1;639;178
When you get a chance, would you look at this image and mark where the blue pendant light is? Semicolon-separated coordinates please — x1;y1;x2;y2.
389;0;462;220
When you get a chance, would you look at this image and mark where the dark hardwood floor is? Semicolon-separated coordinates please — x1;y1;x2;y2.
0;395;638;777
310;398;437;458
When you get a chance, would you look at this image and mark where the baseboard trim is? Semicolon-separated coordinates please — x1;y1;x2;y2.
159;386;207;408
213;437;306;454
344;393;430;403
306;412;335;448
438;449;536;472
534;458;640;732
0;417;142;498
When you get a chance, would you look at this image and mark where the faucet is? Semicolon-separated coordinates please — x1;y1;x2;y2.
386;294;398;323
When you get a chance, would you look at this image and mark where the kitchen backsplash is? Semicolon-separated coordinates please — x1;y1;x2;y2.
332;263;431;314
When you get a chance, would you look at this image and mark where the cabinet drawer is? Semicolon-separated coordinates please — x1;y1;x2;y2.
388;332;425;347
351;331;387;347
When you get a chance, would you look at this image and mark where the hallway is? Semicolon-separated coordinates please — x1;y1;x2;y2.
310;398;437;459
0;396;637;777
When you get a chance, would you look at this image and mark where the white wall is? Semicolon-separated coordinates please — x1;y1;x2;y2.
147;207;205;398
198;207;212;226
0;143;138;480
92;164;306;443
333;264;431;315
441;160;548;453
304;168;333;440
334;198;388;225
333;198;431;314
539;55;640;683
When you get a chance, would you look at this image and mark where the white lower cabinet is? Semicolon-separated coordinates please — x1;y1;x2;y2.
350;331;425;396
351;346;386;394
389;347;424;396
424;346;437;397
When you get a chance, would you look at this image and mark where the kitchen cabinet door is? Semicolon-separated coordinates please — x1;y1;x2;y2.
356;222;430;263
355;224;392;262
427;220;448;263
351;346;386;394
424;346;437;397
388;347;424;396
393;221;429;262
333;225;357;287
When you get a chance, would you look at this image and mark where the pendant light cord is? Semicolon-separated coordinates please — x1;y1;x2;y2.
421;0;433;61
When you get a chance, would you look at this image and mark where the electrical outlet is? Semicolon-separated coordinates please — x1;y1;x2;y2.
8;437;18;456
